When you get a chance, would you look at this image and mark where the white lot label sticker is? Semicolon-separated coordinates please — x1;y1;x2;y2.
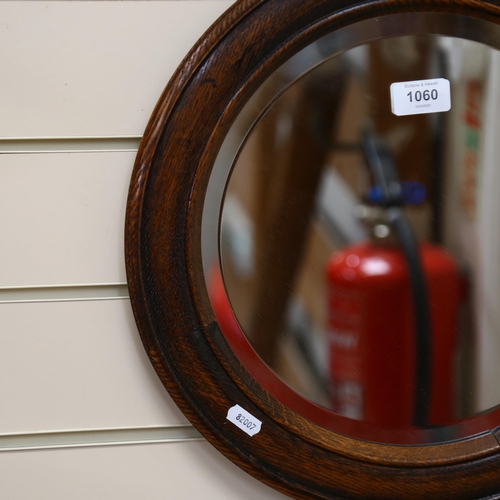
390;78;451;116
227;404;262;436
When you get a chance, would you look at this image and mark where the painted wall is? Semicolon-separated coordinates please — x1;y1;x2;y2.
0;2;286;498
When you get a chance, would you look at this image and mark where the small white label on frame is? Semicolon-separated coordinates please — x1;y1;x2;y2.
390;78;451;116
227;404;262;437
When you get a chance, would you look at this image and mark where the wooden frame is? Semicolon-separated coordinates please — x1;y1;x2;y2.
125;1;500;498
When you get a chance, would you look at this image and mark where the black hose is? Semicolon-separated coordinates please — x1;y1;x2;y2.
362;130;432;427
387;207;432;428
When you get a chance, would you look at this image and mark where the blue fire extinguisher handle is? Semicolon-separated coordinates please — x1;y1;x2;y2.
368;182;427;206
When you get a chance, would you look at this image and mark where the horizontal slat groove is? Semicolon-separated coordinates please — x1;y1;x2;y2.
0;284;129;303
0;137;142;154
0;426;203;452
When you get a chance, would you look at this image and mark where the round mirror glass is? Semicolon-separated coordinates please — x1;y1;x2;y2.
202;13;500;444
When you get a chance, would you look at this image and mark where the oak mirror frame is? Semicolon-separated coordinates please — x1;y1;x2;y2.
125;0;500;498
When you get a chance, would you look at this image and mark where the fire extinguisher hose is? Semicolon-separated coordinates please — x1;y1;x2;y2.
362;130;431;428
387;207;431;428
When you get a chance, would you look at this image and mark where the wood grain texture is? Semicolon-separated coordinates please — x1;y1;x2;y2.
125;0;500;498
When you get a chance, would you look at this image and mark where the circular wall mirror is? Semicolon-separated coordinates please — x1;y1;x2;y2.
126;1;500;498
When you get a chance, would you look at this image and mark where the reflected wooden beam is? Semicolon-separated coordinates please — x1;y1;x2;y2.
249;61;348;366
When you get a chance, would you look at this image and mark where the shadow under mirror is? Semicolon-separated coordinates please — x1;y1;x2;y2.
202;14;500;445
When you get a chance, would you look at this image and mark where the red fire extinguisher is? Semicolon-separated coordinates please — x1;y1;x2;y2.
326;131;460;429
326;223;460;428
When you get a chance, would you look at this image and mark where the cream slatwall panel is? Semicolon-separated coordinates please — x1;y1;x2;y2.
0;1;232;137
0;300;190;433
0;1;289;498
0;152;130;287
0;441;287;499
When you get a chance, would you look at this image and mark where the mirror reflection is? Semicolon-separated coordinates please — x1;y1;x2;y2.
205;29;500;442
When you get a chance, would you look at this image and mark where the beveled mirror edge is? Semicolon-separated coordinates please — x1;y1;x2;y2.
126;0;500;498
